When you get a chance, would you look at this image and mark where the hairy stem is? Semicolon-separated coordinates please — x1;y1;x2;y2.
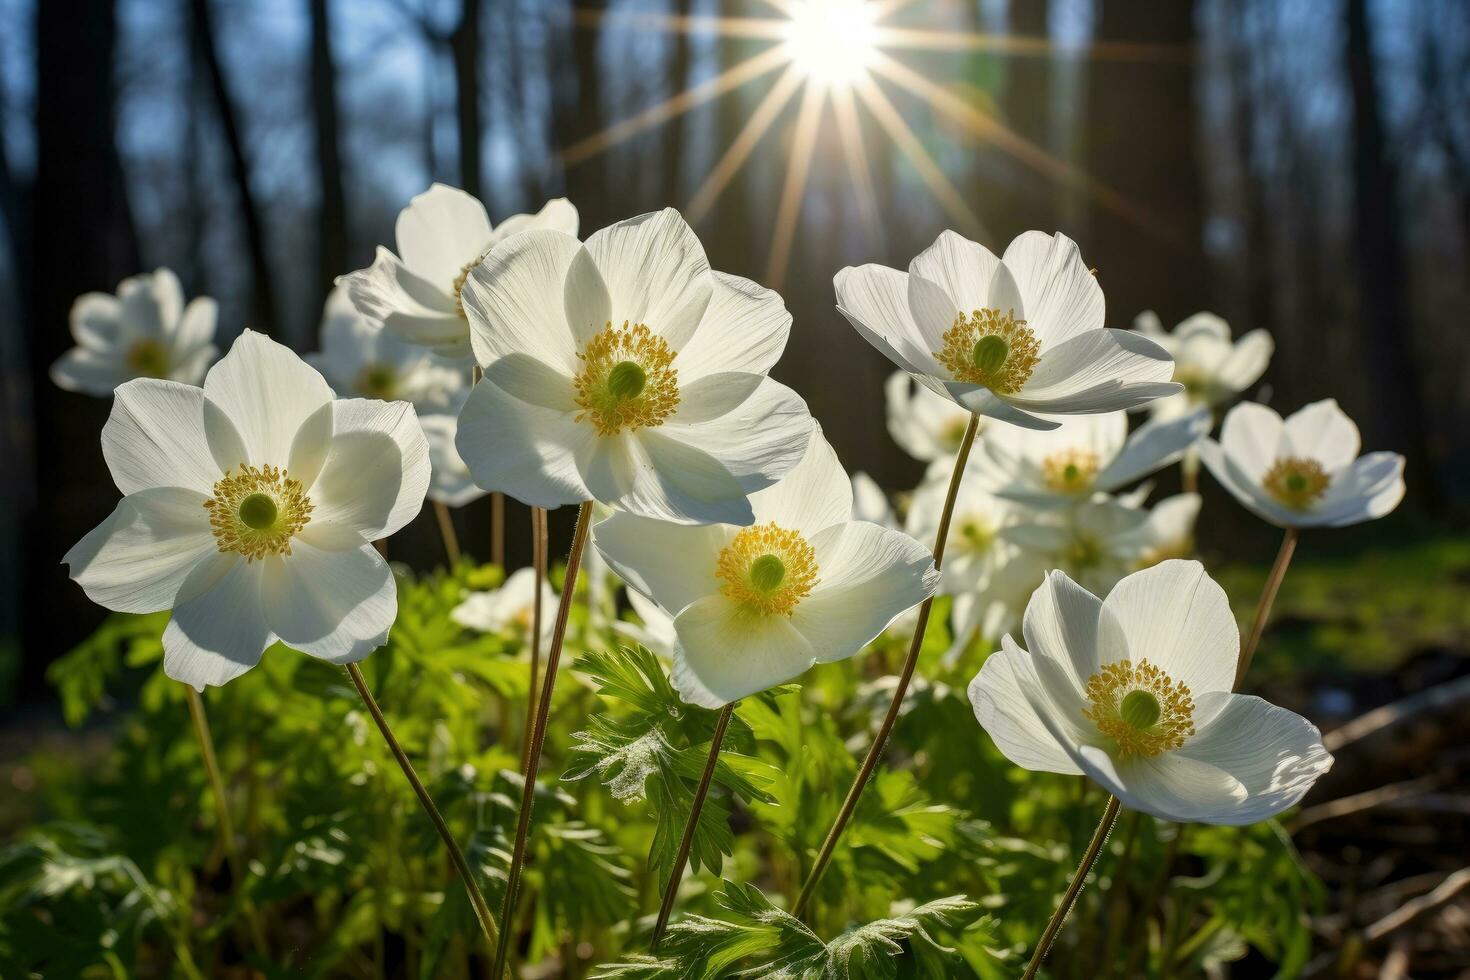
651;702;736;952
344;662;501;956
491;499;594;978
520;505;549;774
433;500;461;566
1022;794;1122;980
792;413;980;920
184;685;269;953
1234;527;1299;688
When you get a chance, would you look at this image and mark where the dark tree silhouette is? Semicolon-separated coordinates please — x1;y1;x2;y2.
452;0;483;197
311;0;348;328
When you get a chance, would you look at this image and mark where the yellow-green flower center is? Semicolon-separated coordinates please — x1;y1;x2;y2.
1067;532;1104;570
355;362;399;401
1083;659;1195;758
934;308;1040;394
205;463;313;562
573;321;680;436
125;338;170;378
1262;456;1330;510
1043;449;1100;494
716;523;819;616
957;517;994;553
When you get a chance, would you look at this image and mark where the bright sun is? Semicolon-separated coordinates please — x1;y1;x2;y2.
782;0;881;87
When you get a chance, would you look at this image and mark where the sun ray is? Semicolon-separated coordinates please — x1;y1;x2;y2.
831;83;881;247
561;45;791;166
765;82;827;288
853;74;985;239
688;65;807;224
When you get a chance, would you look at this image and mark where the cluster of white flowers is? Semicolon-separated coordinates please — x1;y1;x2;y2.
55;182;1408;942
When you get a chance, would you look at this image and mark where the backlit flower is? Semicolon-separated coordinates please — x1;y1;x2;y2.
455;208;813;525
64;331;430;689
884;370;978;466
453;567;558;647
835;231;1180;431
421;409;487;508
976;408;1210;508
51;268;217;395
1133;311;1272;422
906;470;1033;597
338;184;578;357
593;427;938;707
969;560;1333;824
1198;400;1405;528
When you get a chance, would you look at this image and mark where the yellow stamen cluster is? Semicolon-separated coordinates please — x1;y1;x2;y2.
933;308;1040;394
125;338;170;379
1083;659;1195;758
716;523;819;616
204;463;313;562
451;255;485;319
1262;456;1330;510
1042;448;1100;494
573;321;680;436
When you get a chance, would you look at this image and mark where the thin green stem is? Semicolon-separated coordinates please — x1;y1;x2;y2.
344;662;501;957
651;703;736;952
1021;794;1122;980
792;413;980;921
521;505;548;774
1234;527;1299;688
491;499;595;978
184;685;269;954
433;500;461;566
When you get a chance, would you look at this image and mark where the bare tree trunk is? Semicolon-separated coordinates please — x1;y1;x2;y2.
1084;1;1206;324
999;0;1051;237
310;0;348;327
1343;0;1436;502
21;0;139;696
452;0;483;198
191;0;277;335
554;0;608;227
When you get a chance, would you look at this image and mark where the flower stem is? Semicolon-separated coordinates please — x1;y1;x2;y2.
344;662;501;955
433;501;461;566
1233;527;1299;688
792;413;980;921
651;702;736;952
520;505;549;774
491;499;595;978
184;685;269;953
1022;794;1122;980
491;492;505;568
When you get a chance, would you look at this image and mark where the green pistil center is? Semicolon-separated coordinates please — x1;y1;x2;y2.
238;492;278;531
606;360;647;400
126;338;170;378
357;362;399;400
749;554;786;594
971;335;1009;375
1121;690;1162;730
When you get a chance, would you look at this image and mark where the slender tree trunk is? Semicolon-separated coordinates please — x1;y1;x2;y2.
554;0;608;228
1084;1;1206;324
452;0;483;198
660;0;693;196
191;0;277;335
310;0;348;329
21;0;139;696
999;0;1051;237
1343;0;1436;502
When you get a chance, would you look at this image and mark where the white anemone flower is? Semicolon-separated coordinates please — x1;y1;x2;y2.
1002;495;1196;597
455;208;814;525
338;184;578;357
1198;400;1405;529
969;560;1333;824
884;370;978;464
976;408;1210;508
1133;311;1273;422
307;285;467;412
64;331;431;690
421;410;487;508
835;230;1180;431
1125;493;1202;569
906;471;1035;597
51;268;218;395
594;427;939;707
452;567;558;647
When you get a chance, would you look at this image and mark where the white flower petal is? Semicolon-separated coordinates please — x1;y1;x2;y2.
833;264;938;377
1097;559;1238;696
671;594;816;707
421;413;488;507
338;246;466;354
102;380;227;494
482;352;578;412
793;521;937;662
1197;437;1301;528
672;272;791;382
204;331;335;465
670;372;765;425
748;424;852;536
582;208;713;352
1095;408;1211;492
394;183;493;290
163;559;274;690
1217;401;1285;479
173;297;218;357
907;230;1003;314
50;348;129;396
310;399;431;540
69;293;122;349
1315;452;1406;527
260;540;396;663
1010;329;1179;412
944;383;1060;429
592;512;732;614
1020;569;1106;694
1283;399;1360;472
462;228;583;373
118;268;182;339
490;197;580;240
563;245;614;348
64;487;224;613
456;379;594;508
1000;231;1104;348
1216;328;1272;391
968;644;1084;775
